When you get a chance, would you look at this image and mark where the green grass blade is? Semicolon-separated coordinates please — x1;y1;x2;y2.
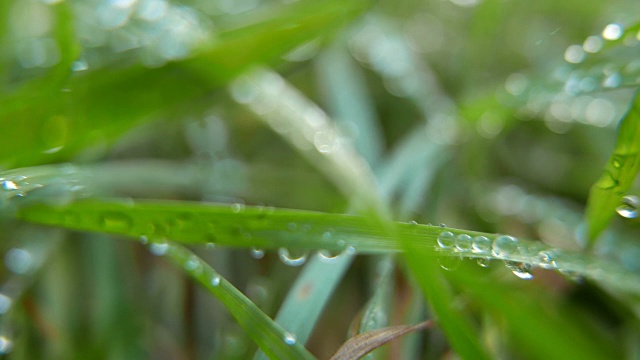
586;90;640;244
403;243;491;360
155;243;316;360
447;263;619;360
14;198;640;295
254;253;354;360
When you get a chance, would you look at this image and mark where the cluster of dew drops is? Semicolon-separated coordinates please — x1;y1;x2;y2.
435;225;559;280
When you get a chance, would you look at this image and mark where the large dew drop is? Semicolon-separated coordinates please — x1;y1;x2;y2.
472;236;492;253
504;261;534;280
455;234;472;251
437;231;455;249
492;235;518;257
616;195;639;219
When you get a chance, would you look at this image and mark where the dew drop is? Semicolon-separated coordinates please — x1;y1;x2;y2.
345;245;357;255
492;235;518;257
1;181;17;191
231;203;245;213
0;336;12;354
321;229;334;241
184;256;201;273
455;234;473;251
438;256;461;271
283;332;297;345
616;195;639;219
472;236;492;253
139;236;149;245
211;275;221;286
477;258;491;268
602;23;624;41
537;250;558;269
437;231;455;249
504;261;534;280
317;250;340;263
439;223;446;227
5;248;33;274
287;222;298;232
206;242;216;250
278;248;307;266
250;248;265;259
149;242;169;256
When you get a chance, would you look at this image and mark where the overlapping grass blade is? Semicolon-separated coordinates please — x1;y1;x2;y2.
447;263;619;360
156;243;316;360
586;90;640;243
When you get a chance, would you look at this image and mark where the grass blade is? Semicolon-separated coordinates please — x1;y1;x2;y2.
329;321;433;360
154;242;316;360
586;90;640;244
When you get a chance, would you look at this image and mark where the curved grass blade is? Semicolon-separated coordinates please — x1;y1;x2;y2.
254;253;354;360
329;321;433;360
586;89;640;244
154;242;316;360
15;198;640;295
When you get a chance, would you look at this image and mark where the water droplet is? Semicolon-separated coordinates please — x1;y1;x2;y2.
477;258;491;268
616;195;639;219
317;250;341;263
283;332;297;345
597;171;619;190
612;156;623;168
211;275;221;286
71;59;88;71
492;236;518;257
321;229;334;241
602;23;624;41
206;242;216;250
231;203;245;213
345;245;356;255
537;250;558;269
313;131;337;153
455;234;472;251
149;242;169;256
0;293;12;314
0;336;12;354
140;236;149;245
250;248;265;259
5;248;33;274
101;212;133;231
437;231;455;249
439;223;446;228
1;181;17;191
472;236;492;253
438;256;461;271
504;261;534;280
184;256;201;273
278;248;307;266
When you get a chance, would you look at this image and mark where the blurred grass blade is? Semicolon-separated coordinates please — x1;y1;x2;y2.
255;253;354;360
158;243;316;360
0;0;369;168
404;244;491;360
14;197;640;295
586;90;640;244
330;321;433;360
448;263;619;360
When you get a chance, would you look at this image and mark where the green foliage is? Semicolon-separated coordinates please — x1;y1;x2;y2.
1;0;640;359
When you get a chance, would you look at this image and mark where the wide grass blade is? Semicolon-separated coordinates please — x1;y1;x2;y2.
586;90;640;244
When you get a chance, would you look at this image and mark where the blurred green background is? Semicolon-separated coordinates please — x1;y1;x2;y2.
1;0;640;358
